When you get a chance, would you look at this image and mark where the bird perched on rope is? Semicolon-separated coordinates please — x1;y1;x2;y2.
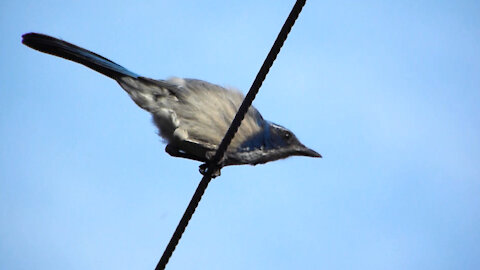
22;33;321;175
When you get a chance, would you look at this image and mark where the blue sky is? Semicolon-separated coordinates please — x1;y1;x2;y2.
1;0;479;269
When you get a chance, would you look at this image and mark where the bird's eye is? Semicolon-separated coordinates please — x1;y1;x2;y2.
284;131;292;140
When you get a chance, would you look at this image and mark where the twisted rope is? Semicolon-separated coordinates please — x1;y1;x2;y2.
155;1;307;269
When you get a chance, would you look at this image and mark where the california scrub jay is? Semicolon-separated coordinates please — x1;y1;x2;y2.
22;33;320;174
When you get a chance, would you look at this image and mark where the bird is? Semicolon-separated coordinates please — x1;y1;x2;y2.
21;32;321;176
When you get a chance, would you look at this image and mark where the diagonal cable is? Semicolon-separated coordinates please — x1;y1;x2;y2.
155;1;307;269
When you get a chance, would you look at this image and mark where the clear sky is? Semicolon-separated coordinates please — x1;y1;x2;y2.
1;0;479;269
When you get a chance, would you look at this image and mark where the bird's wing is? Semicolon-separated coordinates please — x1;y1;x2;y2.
118;77;265;151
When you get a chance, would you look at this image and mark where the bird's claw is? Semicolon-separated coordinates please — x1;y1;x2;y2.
199;163;221;178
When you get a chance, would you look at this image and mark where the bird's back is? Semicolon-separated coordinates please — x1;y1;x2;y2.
118;76;264;151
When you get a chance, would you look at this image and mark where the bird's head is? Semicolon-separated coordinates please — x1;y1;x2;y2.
234;121;321;165
265;122;321;159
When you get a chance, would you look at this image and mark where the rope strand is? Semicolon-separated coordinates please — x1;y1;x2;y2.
155;1;307;269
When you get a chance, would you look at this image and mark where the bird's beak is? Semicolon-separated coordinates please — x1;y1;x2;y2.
296;144;322;158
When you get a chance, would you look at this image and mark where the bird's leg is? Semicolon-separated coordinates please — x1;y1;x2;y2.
165;144;205;162
198;150;226;178
165;144;223;178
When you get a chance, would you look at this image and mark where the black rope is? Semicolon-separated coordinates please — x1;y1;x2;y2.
155;1;307;269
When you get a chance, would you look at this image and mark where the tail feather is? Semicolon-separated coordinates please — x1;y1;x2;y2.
22;33;138;79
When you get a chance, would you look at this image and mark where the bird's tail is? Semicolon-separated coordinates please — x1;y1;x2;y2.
22;33;138;79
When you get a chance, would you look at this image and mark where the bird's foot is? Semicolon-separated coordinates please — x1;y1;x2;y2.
199;163;221;178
